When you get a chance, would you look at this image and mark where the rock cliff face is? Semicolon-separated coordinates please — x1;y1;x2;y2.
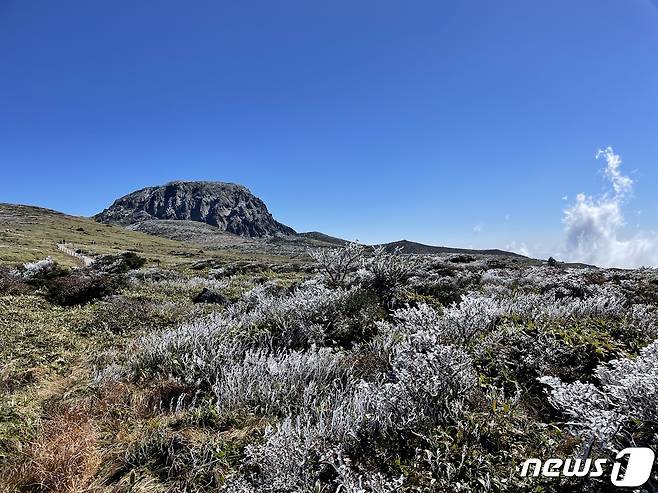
94;181;295;237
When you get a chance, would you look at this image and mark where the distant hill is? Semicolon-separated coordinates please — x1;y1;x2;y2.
298;232;349;246
379;239;527;257
95;181;295;238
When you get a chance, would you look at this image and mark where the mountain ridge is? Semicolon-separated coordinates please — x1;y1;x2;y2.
3;176;536;262
379;239;526;257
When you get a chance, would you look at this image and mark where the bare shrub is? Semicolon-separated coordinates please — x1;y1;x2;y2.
309;242;364;287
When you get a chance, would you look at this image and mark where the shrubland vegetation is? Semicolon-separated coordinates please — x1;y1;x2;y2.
1;241;657;492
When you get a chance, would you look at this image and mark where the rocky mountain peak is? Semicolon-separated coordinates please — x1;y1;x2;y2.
94;181;295;237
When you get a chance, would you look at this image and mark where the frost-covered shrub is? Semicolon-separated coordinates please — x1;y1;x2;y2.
19;257;60;281
360;247;415;301
385;296;505;346
228;417;332;492
365;304;478;433
157;276;228;293
473;324;572;400
212;347;352;417
228;279;380;348
406;272;464;307
92;251;145;274
126;267;183;284
228;280;336;347
511;266;593;293
326;452;405;493
128;275;230;304
113;279;378;386
381;343;476;431
456;285;633;330
228;419;406;492
90;254;658;492
310;242;364;287
13;256;67;286
213;284;477;491
617;303;658;343
441;295;505;344
385;304;443;339
540;340;658;450
223;339;475;490
480;268;520;289
502;289;622;322
116;314;241;386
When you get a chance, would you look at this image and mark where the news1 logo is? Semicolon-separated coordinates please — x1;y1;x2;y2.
520;447;655;487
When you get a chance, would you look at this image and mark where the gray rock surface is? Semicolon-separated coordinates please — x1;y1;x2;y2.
94;181;295;237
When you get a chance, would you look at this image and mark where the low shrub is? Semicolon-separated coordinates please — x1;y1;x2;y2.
81;245;658;491
358;246;416;308
193;287;229;305
92;251;146;274
82;295;195;334
540;340;658;451
0;266;32;296
43;272;125;306
17;256;69;284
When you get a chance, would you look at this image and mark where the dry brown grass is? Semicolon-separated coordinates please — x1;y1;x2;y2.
1;371;262;492
90;380;192;423
0;364;43;394
2;406;101;493
0;380;201;490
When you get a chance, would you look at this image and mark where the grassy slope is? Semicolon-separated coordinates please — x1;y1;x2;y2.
0;203;308;470
127;219;342;255
0;204;302;268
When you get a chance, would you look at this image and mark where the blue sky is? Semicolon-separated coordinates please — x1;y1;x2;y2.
2;1;658;260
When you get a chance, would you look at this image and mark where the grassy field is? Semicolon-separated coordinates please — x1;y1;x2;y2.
0;203;312;491
0;204;307;269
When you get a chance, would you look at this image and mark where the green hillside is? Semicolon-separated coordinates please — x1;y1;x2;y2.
0;204;298;268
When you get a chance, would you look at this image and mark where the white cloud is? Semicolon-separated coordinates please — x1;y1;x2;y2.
561;147;658;268
473;224;483;233
598;146;633;196
506;241;531;257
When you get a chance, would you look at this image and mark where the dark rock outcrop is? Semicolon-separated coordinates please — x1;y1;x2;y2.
94;181;295;237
